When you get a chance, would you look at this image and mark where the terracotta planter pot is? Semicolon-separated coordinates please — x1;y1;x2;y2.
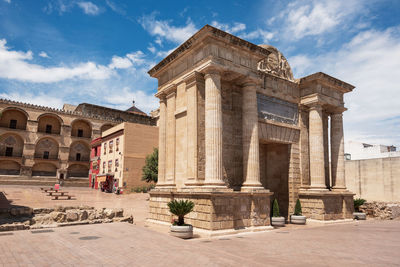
291;215;306;224
170;225;193;239
353;212;366;220
271;216;285;227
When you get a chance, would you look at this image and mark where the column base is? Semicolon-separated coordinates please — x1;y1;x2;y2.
332;186;347;191
241;186;267;192
299;190;355;220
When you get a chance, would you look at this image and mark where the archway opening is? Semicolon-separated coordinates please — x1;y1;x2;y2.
0;160;21;175
71;120;91;138
32;163;57;176
67;164;89;178
260;143;290;219
69;141;90;162
38;114;62;134
0;109;28;130
35;138;59;159
0;133;24;157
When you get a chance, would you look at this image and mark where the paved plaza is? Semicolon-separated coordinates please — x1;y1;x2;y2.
0;218;398;266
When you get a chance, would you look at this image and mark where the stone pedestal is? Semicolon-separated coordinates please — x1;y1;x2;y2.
299;190;354;220
149;189;273;231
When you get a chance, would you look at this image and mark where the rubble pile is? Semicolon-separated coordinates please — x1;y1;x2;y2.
359;202;400;220
0;206;133;231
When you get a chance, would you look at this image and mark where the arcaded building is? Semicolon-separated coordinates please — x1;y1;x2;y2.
148;25;355;232
0;99;154;185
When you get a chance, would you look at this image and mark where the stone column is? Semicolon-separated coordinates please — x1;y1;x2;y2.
331;113;346;190
323;112;330;188
241;82;263;189
165;91;176;187
204;71;225;187
308;105;327;190
157;96;167;186
185;72;203;186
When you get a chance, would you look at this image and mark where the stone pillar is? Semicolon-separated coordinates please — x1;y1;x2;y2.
157;96;167;186
241;82;263;189
165;91;176;187
204;71;225;187
308;105;327;190
323;112;330;188
185;72;202;186
331;113;346;190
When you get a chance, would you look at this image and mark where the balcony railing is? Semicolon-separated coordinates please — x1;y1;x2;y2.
68;157;90;162
0;152;23;158
34;154;59;160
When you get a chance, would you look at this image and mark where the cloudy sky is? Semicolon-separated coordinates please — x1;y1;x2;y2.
0;0;399;147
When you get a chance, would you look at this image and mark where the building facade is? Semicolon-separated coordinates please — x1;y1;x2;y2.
345;141;398;160
89;137;102;189
0;99;155;185
96;122;158;191
148;25;355;232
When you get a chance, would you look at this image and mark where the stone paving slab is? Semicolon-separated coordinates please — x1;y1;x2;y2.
0;220;399;266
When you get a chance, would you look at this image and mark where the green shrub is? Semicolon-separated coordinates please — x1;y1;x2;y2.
167;200;195;226
354;198;366;212
142;148;158;183
272;199;280;217
294;199;302;216
131;184;155;193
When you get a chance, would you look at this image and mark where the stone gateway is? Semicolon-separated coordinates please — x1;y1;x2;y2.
148;25;355;233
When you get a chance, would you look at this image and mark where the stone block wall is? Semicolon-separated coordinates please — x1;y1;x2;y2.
299;192;354;220
149;190;273;231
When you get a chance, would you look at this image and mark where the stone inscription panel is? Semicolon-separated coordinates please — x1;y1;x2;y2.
257;93;298;125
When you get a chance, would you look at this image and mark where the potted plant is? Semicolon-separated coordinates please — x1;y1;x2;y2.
353;198;366;220
167;199;195;239
271;199;285;227
290;199;306;224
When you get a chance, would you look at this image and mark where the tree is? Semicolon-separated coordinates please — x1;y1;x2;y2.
272;198;280;217
142;147;158;183
294;199;302;216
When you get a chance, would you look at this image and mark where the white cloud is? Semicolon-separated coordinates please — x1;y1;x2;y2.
39;51;50;58
139;14;197;44
147;44;156;54
289;27;400;146
105;87;158;114
105;0;125;15
211;21;246;34
240;29;275;43
0;39;112;83
0;39;156;83
108;56;132;69
4;0;11;4
77;1;101;15
270;0;366;40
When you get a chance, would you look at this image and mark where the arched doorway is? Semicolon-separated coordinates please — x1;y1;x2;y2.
0;108;28;130
37;114;62;134
35;137;59;160
71;119;92;138
0;160;21;175
0;133;24;157
32;162;57;176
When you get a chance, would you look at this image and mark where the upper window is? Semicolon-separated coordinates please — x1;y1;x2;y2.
5;147;13;157
9;119;17;129
102;161;106;173
103;143;107;155
109;140;113;153
77;129;83;137
76;153;81;161
45;124;52;134
43;151;49;159
116;138;120;151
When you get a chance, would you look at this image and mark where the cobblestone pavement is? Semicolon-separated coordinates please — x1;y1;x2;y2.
0;220;399;266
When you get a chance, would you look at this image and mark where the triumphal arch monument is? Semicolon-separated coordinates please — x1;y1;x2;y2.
148;25;355;233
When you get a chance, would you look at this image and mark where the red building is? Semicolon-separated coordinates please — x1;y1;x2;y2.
89;137;102;189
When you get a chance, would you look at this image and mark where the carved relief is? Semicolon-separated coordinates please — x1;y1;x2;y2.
258;45;294;82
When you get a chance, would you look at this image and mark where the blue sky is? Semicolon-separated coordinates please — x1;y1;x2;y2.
0;0;400;147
